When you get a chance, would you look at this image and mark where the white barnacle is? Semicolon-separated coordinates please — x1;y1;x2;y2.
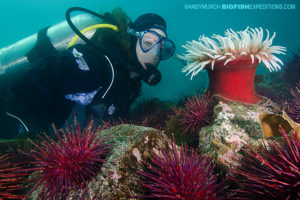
132;148;142;163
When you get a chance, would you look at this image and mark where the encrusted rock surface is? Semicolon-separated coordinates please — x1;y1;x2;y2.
199;96;281;169
70;124;170;200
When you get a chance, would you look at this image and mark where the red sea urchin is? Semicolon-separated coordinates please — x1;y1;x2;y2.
176;92;213;135
231;126;300;200
25;120;113;199
138;140;221;200
0;154;27;199
178;27;286;105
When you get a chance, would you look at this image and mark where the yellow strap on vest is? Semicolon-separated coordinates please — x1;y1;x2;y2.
67;24;118;49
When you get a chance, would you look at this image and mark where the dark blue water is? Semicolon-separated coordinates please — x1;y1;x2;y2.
0;0;299;100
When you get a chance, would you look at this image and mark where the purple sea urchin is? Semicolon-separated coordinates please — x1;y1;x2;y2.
255;85;283;104
231;126;300;199
176;92;213;135
25;120;113;199
130;97;173;130
286;83;300;123
138;139;221;199
0;154;28;199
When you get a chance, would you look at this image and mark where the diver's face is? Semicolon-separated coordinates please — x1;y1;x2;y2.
136;28;167;70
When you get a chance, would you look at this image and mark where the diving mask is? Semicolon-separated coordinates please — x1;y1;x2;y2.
135;29;175;60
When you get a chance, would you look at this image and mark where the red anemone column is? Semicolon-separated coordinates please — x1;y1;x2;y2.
207;56;262;105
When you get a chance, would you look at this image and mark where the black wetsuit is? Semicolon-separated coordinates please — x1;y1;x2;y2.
0;43;141;137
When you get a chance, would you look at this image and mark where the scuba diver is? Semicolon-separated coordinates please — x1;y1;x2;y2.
0;7;175;138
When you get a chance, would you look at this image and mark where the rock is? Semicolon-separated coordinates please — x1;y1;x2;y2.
69;124;171;200
198;96;281;169
259;112;294;138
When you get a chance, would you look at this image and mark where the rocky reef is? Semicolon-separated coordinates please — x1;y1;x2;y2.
1;94;299;199
198;96;297;169
68;124;171;200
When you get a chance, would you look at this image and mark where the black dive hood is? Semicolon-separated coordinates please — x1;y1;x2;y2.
126;13;167;86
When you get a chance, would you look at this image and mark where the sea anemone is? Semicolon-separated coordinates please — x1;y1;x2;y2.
230;126;300;199
138;139;221;199
178;27;286;104
25;119;113;199
175;92;213;135
0;154;28;199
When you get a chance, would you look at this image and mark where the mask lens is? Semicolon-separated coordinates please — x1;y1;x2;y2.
139;30;175;60
140;32;160;52
160;39;175;60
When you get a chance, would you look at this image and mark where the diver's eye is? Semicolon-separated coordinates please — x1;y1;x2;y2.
143;41;154;48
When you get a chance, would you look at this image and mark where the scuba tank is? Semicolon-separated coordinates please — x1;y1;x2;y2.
0;7;118;74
